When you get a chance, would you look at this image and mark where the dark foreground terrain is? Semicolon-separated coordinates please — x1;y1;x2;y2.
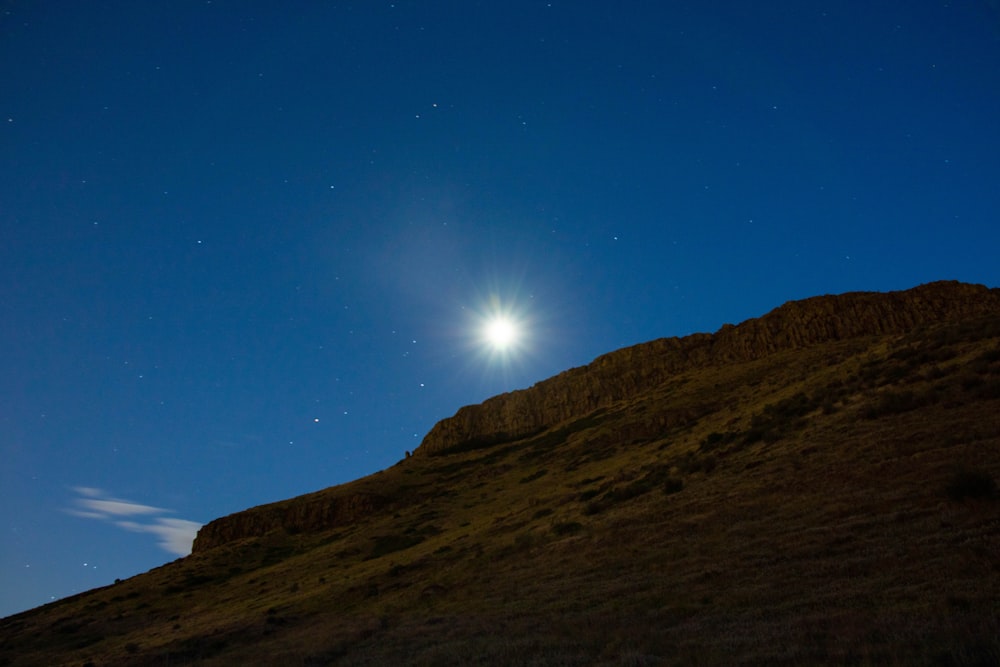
2;281;999;666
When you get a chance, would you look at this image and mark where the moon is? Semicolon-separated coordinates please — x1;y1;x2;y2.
483;316;519;350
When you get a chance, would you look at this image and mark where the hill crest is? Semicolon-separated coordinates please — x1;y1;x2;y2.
5;279;1000;666
415;280;999;459
193;280;999;552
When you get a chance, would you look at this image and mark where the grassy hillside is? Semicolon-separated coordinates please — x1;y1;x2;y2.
2;301;999;665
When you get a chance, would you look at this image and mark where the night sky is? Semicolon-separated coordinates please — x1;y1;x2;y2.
3;1;999;617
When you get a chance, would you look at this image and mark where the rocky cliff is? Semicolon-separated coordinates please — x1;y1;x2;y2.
415;281;1000;457
193;491;386;552
191;280;999;551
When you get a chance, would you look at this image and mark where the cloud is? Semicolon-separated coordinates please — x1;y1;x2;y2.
79;498;165;516
115;518;204;556
67;487;202;557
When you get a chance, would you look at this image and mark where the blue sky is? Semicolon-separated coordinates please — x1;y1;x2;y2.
2;1;999;617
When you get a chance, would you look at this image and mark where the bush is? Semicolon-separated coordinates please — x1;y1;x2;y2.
863;389;929;419
970;379;1000;400
701;432;728;450
368;534;424;559
676;451;717;474
519;469;548;484
551;522;583;536
946;468;997;501
663;477;684;495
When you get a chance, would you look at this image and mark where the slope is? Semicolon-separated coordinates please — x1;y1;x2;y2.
2;281;999;666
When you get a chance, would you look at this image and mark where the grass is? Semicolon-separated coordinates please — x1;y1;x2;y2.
2;313;1000;665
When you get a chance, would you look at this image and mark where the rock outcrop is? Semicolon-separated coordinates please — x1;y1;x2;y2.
191;280;999;551
193;491;386;553
415;281;1000;457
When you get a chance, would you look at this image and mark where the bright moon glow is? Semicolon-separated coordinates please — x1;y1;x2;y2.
484;317;519;349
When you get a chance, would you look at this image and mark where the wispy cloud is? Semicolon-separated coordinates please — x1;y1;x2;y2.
67;487;202;557
115;518;204;556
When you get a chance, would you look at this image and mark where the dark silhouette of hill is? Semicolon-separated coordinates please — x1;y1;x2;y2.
2;280;999;666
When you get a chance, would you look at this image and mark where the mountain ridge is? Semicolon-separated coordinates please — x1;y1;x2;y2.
5;279;999;666
416;280;1000;457
192;280;1000;553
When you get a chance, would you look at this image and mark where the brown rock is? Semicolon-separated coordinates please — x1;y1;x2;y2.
415;281;1000;457
192;491;386;552
191;280;1000;551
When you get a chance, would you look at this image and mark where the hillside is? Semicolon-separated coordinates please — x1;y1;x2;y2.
2;280;999;666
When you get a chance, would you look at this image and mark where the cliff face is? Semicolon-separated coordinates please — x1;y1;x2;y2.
193;492;386;552
191;280;999;551
415;281;1000;457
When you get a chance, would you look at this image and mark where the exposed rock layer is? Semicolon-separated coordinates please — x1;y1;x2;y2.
193;492;385;553
191;281;1000;551
415;281;1000;457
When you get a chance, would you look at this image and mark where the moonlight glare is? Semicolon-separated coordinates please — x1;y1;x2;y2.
469;294;532;371
483;316;519;350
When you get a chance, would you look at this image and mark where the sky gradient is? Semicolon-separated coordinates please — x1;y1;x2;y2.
3;1;999;617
